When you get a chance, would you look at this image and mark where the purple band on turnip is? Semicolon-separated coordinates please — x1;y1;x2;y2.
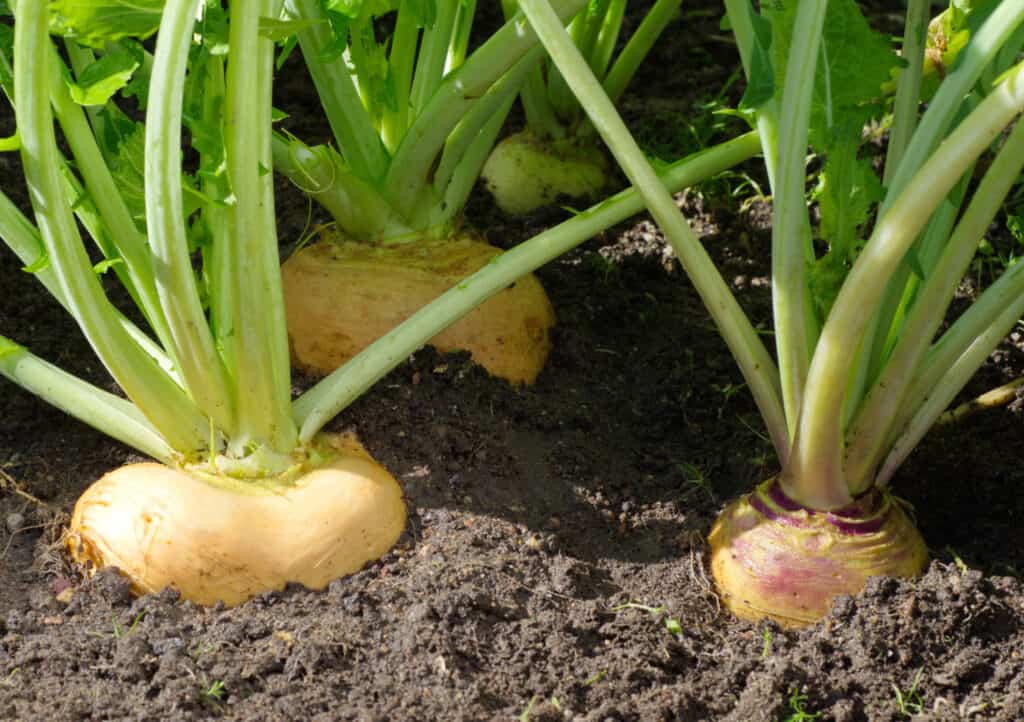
750;480;887;534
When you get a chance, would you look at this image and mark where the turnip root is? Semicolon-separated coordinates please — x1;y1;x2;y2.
481;131;609;216
709;478;928;627
66;433;406;607
281;232;556;385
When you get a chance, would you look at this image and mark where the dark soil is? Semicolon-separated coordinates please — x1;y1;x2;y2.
4;4;1024;721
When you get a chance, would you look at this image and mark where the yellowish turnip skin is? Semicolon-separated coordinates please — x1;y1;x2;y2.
481;131;609;216
281;233;555;385
66;434;406;607
709;478;928;627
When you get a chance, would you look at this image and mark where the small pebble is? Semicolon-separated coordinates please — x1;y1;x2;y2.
5;512;25;534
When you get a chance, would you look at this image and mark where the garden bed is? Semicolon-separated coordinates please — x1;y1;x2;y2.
3;3;1024;720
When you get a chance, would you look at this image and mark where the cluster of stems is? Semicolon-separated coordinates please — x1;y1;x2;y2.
514;0;1024;509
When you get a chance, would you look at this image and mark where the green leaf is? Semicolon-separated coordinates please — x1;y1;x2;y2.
811;113;884;249
325;0;365;18
93;258;124;275
1008;213;1024;244
0;130;18;151
739;8;774;111
21;250;50;275
348;19;396;116
0;23;14;99
49;0;165;48
769;0;898;136
105;122;148;226
276;34;299;70
64;46;140;106
198;2;230;56
0;336;23;359
767;0;896;316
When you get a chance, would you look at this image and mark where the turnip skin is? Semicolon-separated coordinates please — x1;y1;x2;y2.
709;478;928;627
281;232;556;385
481;131;609;216
66;433;406;607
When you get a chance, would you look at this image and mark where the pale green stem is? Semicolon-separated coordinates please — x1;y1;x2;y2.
602;0;678;104
200;54;236;378
504;0;567;140
224;0;297;453
519;0;789;460
146;0;235;435
522;63;567;140
285;0;390;182
770;0;826;443
545;11;587;120
881;164;973;364
48;50;172;356
501;0;565;140
851;172;971;426
294;131;763;440
876;262;1024;487
435;95;515;227
381;0;420;152
445;0;476;74
14;3;207;453
62;41;104;138
411;0;459;115
882;0;929;185
859;96;979;398
590;0;625;82
845;118;1024;492
722;0;780;191
575;0;611;65
0;337;174;463
383;0;588;218
790;61;1024;508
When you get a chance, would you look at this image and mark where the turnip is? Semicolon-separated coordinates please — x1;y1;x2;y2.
282;234;555;385
481;0;679;215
